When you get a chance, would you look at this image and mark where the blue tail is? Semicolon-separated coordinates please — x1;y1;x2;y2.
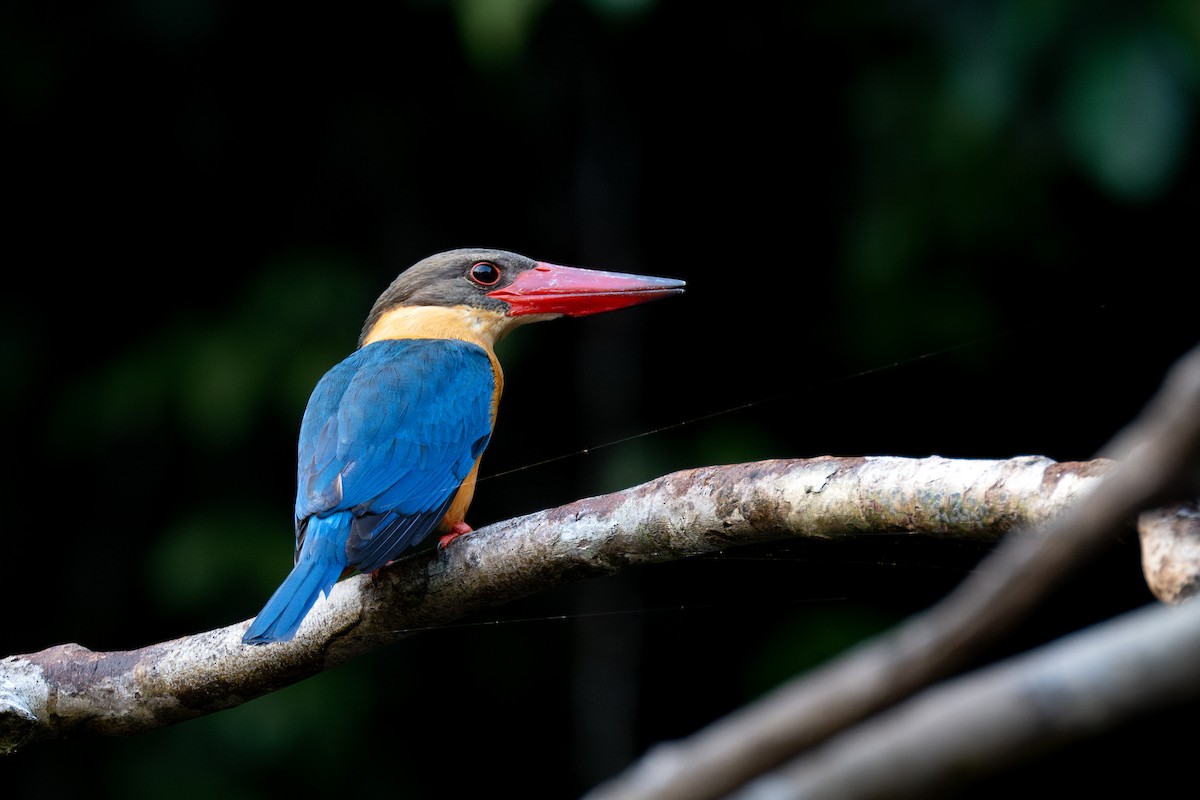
242;516;350;645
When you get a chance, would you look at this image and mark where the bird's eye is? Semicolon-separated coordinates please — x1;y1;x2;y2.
469;261;502;286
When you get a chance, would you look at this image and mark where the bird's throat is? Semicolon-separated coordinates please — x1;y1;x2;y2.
361;305;511;350
360;305;508;404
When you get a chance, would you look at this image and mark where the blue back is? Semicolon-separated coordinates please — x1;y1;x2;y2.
295;338;495;570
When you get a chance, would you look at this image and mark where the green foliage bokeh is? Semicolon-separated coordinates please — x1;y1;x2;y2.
2;1;1197;797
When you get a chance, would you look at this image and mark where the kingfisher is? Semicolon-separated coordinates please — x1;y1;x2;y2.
242;248;684;644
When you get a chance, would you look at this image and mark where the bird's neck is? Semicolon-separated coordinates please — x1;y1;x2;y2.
361;305;510;351
360;306;511;398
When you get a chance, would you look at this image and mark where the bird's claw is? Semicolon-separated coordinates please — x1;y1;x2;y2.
438;521;473;550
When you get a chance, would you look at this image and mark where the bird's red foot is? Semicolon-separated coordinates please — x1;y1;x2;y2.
438;522;473;550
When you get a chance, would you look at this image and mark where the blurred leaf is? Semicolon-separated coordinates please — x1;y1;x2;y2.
46;252;369;455
452;0;552;69
936;0;1067;136
688;419;779;468
585;0;657;21
591;437;677;495
745;606;897;697
129;0;217;46
104;664;383;797
179;330;271;448
1061;33;1194;201
198;666;375;759
145;504;287;615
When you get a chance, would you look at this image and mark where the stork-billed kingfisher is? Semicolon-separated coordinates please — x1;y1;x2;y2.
242;248;684;644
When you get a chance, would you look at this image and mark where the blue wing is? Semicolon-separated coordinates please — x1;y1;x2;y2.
296;338;495;570
243;337;493;644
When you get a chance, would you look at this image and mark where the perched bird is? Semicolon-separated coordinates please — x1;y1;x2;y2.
243;248;684;644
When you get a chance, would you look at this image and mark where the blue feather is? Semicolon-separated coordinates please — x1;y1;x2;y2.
243;338;496;645
242;514;349;644
348;495;455;572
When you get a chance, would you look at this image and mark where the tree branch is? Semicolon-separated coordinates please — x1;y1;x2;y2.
2;454;1111;755
584;341;1200;800
1139;500;1200;604
729;599;1200;800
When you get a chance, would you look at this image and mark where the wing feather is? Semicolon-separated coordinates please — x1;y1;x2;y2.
294;338;495;569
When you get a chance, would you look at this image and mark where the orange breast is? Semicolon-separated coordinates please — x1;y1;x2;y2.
441;460;481;530
361;304;505;532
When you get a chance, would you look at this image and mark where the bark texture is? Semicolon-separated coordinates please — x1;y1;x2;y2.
2;454;1110;754
584;341;1200;800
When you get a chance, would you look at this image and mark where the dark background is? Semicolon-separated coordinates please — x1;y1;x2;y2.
3;1;1197;797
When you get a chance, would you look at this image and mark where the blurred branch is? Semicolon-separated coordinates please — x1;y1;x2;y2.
586;341;1200;800
1139;500;1200;604
1;454;1114;755
729;600;1200;800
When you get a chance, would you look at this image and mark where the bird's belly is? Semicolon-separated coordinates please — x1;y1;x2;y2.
441;459;481;530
